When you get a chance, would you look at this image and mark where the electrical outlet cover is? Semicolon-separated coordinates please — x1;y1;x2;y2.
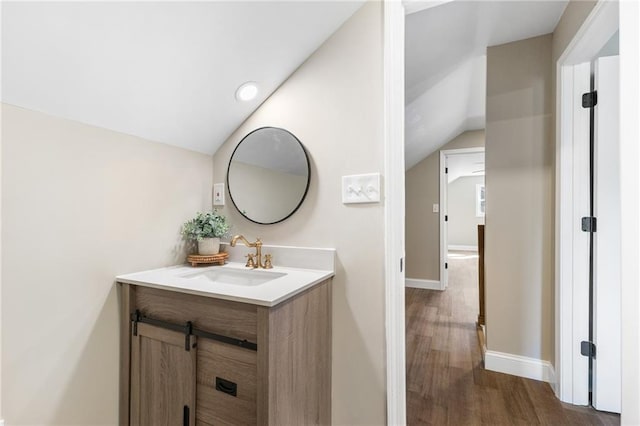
213;183;225;206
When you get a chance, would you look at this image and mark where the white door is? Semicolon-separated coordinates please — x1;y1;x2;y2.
592;55;621;413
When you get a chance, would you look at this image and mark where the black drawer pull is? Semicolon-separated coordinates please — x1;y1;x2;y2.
215;377;237;397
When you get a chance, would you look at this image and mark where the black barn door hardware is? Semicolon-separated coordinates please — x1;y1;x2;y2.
131;310;257;351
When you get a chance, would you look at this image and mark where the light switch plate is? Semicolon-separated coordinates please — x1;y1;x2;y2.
213;183;225;206
433;204;439;213
342;173;381;204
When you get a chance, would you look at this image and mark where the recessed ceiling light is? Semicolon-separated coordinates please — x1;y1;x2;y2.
235;82;258;102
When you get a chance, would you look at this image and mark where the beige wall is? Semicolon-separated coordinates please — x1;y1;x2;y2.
212;3;386;425
228;161;307;223
405;130;484;281
448;176;485;247
485;34;554;361
1;104;213;424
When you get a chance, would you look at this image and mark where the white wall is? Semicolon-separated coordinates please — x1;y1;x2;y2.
212;3;387;424
1;103;213;424
448;175;484;247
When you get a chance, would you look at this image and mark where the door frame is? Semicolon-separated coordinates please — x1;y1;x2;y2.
618;1;640;423
383;1;406;424
382;0;640;422
439;147;485;290
555;0;619;407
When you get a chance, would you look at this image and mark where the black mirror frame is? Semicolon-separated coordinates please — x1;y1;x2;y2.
226;126;311;225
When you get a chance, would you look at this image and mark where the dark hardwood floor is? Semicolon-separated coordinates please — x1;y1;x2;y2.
405;251;620;425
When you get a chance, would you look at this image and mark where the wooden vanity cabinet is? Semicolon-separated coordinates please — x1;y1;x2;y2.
119;279;331;426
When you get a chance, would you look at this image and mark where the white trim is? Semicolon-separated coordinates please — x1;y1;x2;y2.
447;245;477;252
439;151;447;290
555;0;619;406
619;1;640;424
558;1;619;67
485;350;556;384
440;147;485;156
383;1;406;425
439;147;485;291
405;278;441;291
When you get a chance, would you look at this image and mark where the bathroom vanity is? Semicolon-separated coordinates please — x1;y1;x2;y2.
117;249;334;426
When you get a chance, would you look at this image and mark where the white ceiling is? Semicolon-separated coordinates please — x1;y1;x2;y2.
1;1;363;155
447;151;485;183
404;0;568;169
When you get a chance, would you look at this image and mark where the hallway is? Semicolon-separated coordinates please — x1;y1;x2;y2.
405;251;620;425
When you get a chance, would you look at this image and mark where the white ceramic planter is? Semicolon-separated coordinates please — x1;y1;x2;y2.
197;237;220;255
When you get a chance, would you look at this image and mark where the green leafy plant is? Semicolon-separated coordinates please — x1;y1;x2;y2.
181;210;230;241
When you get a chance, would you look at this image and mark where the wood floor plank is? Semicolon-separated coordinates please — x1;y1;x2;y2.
406;251;620;425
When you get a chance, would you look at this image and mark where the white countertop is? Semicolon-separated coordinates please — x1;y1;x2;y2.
116;262;334;307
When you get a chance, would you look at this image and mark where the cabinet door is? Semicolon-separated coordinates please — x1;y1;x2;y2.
130;323;197;426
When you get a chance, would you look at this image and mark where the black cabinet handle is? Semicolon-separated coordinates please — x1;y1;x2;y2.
215;377;238;397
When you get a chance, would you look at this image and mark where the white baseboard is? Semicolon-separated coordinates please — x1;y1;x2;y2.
484;350;555;383
550;368;559;396
405;278;442;290
448;245;478;251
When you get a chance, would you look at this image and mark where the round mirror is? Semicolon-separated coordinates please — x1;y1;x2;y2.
227;127;310;224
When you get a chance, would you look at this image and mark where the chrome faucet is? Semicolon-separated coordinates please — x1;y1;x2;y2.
230;235;272;269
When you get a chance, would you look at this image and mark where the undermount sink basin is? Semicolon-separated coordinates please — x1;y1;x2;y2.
181;268;286;286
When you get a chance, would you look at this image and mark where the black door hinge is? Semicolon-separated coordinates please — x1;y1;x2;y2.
581;217;597;232
581;341;596;358
445;215;448;222
582;91;598;108
400;258;403;273
445;262;448;269
445;167;448;173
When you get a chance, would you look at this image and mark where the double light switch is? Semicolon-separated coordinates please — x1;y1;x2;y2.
342;173;381;204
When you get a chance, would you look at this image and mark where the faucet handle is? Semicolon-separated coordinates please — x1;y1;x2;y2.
264;254;273;269
245;254;256;268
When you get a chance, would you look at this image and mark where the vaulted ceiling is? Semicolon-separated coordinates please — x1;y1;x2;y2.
3;1;570;167
1;1;363;155
404;0;568;169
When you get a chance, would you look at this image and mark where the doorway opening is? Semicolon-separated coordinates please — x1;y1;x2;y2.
439;148;485;290
392;0;640;423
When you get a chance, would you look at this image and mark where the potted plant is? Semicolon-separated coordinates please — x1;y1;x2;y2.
181;210;230;255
